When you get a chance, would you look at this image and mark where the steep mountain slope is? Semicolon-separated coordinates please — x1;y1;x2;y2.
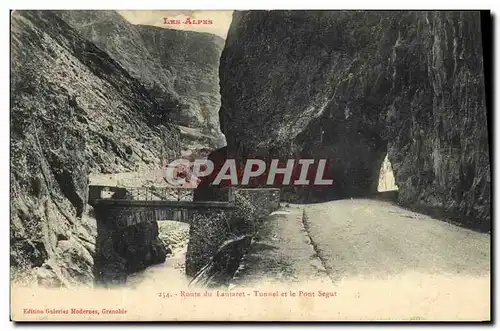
58;10;226;151
199;11;490;230
11;10;180;286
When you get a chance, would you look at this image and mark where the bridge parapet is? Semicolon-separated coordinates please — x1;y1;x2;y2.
88;185;195;206
89;185;278;228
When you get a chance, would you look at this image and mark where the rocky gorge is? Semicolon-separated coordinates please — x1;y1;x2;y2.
10;10;225;287
10;9;491;290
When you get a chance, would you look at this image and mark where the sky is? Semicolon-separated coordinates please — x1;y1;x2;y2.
118;10;233;39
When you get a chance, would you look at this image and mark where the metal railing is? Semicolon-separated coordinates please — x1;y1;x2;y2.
123;187;194;202
90;185;234;203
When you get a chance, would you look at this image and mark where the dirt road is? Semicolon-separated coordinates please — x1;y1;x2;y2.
235;198;490;320
303;199;490;281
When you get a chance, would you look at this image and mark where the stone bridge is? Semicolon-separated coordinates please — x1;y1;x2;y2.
89;184;281;283
89;185;236;227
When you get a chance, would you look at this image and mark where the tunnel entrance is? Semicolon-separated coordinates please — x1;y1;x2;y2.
377;154;398;192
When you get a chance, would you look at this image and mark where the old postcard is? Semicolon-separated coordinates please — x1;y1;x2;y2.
10;10;491;321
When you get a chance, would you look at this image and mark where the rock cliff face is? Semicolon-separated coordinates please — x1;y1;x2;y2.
10;10;179;286
208;11;490;230
58;10;226;151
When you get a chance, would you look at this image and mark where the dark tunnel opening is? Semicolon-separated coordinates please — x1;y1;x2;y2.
377;154;399;193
